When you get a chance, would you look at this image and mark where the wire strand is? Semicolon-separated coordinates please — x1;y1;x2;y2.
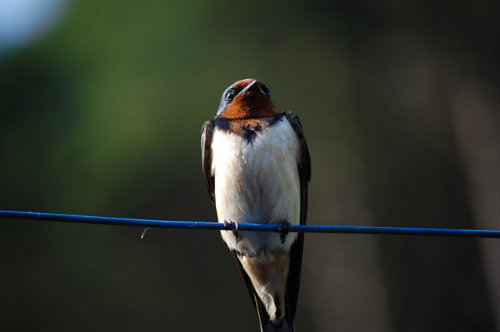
0;210;498;238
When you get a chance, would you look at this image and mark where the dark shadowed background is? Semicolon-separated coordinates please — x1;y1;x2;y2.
0;0;498;331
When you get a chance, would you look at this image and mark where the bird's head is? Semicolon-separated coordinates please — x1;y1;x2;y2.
216;79;277;119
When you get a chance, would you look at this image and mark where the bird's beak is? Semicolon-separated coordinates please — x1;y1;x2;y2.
240;80;261;95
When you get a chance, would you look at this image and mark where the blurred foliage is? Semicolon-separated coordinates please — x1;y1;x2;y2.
0;0;498;331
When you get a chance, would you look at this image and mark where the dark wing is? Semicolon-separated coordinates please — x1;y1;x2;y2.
283;110;311;326
201;120;215;203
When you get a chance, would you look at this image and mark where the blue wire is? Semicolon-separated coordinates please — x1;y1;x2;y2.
0;210;498;238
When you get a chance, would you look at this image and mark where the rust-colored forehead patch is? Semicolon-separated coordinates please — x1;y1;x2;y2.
232;78;254;89
232;78;264;90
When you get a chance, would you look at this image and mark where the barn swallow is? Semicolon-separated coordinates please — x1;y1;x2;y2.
201;79;310;331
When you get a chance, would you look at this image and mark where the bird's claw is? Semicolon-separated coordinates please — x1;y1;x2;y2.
224;220;240;242
279;220;290;244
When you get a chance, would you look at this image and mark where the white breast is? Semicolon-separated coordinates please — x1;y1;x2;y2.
211;118;301;255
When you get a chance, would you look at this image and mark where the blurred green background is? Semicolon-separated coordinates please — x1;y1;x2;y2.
0;0;498;331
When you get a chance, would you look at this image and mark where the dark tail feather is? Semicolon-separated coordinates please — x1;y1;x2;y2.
262;317;294;332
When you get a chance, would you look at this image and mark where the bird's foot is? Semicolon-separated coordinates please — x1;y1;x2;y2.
223;220;240;242
278;220;290;244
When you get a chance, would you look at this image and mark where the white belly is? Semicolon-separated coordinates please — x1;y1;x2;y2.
211;118;301;256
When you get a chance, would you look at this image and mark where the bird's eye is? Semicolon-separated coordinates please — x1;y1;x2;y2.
261;84;271;96
225;88;236;101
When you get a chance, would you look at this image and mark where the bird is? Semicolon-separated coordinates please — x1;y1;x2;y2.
201;78;310;331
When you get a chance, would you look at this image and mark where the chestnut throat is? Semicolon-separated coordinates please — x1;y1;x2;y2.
219;95;277;119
